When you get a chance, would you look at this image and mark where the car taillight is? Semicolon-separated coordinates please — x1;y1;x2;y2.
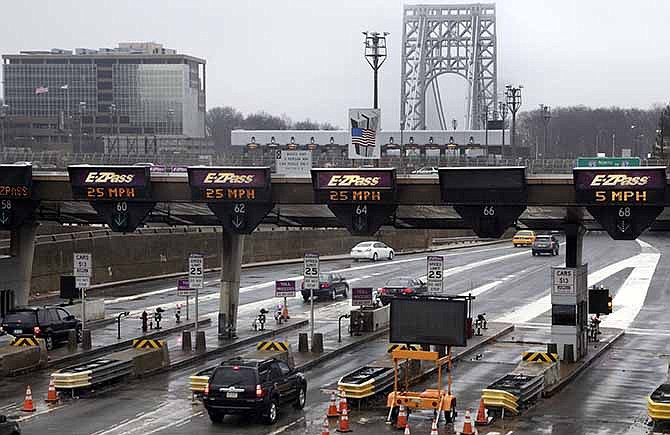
378;288;387;294
321;282;330;288
33;326;41;336
204;383;210;396
256;384;264;398
402;288;413;295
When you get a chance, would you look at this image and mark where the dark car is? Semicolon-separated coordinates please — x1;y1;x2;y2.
532;235;559;256
301;273;349;302
0;415;20;435
378;276;427;305
0;306;81;351
203;357;307;425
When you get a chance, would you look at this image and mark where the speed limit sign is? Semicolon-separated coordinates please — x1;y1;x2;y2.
426;255;444;294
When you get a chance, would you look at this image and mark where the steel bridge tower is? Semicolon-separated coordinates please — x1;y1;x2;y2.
401;3;498;130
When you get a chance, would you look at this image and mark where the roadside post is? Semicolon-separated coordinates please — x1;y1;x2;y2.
303;253;320;342
188;254;204;334
73;253;91;331
275;280;296;321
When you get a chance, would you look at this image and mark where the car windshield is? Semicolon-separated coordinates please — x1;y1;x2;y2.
517;231;533;236
319;274;331;281
536;236;552;241
3;312;35;323
212;366;256;386
385;278;411;287
354;242;374;248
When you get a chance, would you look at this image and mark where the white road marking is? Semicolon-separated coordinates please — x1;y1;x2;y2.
105;244;515;306
496;239;658;328
458;280;503;297
268;416;306;435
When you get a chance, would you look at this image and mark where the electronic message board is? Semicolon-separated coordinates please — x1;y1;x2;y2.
68;165;155;232
188;167;273;234
574;167;666;240
0;164;37;230
311;168;397;236
439;167;527;238
390;298;467;347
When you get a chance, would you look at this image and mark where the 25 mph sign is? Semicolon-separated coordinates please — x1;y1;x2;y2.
426;256;444;294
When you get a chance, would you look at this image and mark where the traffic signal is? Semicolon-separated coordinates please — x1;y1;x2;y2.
607;293;613;314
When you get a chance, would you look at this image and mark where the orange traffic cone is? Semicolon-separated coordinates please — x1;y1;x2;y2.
327;392;340;418
403;423;411;434
460;409;475;435
336;406;352;433
22;385;36;412
475;399;490;426
430;418;438;435
338;390;348;414
322;416;330;435
396;405;408;430
46;378;58;403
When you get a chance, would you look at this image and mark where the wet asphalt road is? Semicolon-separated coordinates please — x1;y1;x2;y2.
13;233;670;435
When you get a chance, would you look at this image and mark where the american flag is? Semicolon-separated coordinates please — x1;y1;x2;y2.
351;127;376;148
34;86;49;94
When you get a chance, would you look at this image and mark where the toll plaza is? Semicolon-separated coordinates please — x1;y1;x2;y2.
1;164;670;369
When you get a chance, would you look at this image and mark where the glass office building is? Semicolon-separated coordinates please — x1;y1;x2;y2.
1;43;206;152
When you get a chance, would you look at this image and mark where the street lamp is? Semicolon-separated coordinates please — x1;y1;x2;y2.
363;31;389;109
498;101;508;150
78;101;87;153
540;105;551;158
505;85;523;158
0;104;9;152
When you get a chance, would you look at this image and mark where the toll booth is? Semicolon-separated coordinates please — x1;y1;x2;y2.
550;265;588;362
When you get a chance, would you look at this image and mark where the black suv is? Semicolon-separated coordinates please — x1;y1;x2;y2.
301;273;349;302
0;415;20;435
0;306;81;350
203;357;307;424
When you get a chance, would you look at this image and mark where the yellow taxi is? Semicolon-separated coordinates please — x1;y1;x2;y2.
512;230;536;247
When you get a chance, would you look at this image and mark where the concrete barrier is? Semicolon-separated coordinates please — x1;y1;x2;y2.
0;341;48;376
106;344;170;378
62;299;106;322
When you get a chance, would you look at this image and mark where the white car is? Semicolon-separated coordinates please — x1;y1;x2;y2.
350;241;394;262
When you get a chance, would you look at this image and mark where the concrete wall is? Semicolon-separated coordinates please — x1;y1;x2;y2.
24;227;469;295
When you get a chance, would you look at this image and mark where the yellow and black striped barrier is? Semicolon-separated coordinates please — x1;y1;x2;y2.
648;396;670;421
387;344;421;353
11;337;40;347
132;339;165;350
257;341;289;352
522;351;558;363
481;389;519;415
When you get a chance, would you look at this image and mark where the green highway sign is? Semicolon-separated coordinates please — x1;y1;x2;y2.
577;157;641;167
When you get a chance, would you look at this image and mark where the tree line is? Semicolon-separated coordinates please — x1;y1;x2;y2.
516;104;667;158
206;106;337;150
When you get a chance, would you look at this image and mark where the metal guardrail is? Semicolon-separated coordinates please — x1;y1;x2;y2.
484;373;544;415
52;358;133;391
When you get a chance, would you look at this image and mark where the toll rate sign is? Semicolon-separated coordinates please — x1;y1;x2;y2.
311;168;397;236
68;165;155;232
574;167;666;240
188;167;273;234
0;164;37;230
439;167;527;239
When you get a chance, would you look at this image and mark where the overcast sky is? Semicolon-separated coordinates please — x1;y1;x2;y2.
2;0;669;129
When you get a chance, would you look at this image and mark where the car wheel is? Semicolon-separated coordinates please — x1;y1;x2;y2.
209;411;224;423
331;289;337;301
373;253;378;262
264;398;279;424
294;386;307;410
302;295;310;303
388;251;394;260
45;334;54;351
76;327;83;343
342;285;349;298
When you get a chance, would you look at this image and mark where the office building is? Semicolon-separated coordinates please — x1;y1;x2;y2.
1;42;207;153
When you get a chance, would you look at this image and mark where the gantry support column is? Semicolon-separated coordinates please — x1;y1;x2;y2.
7;221;38;307
219;230;245;338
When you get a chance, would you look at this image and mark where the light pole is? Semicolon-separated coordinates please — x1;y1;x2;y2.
363;31;389;109
0;104;8;152
540;105;551;158
498;101;508;151
611;132;616;157
452;119;457;131
78;101;87;153
110;103;120;153
505;85;523;158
